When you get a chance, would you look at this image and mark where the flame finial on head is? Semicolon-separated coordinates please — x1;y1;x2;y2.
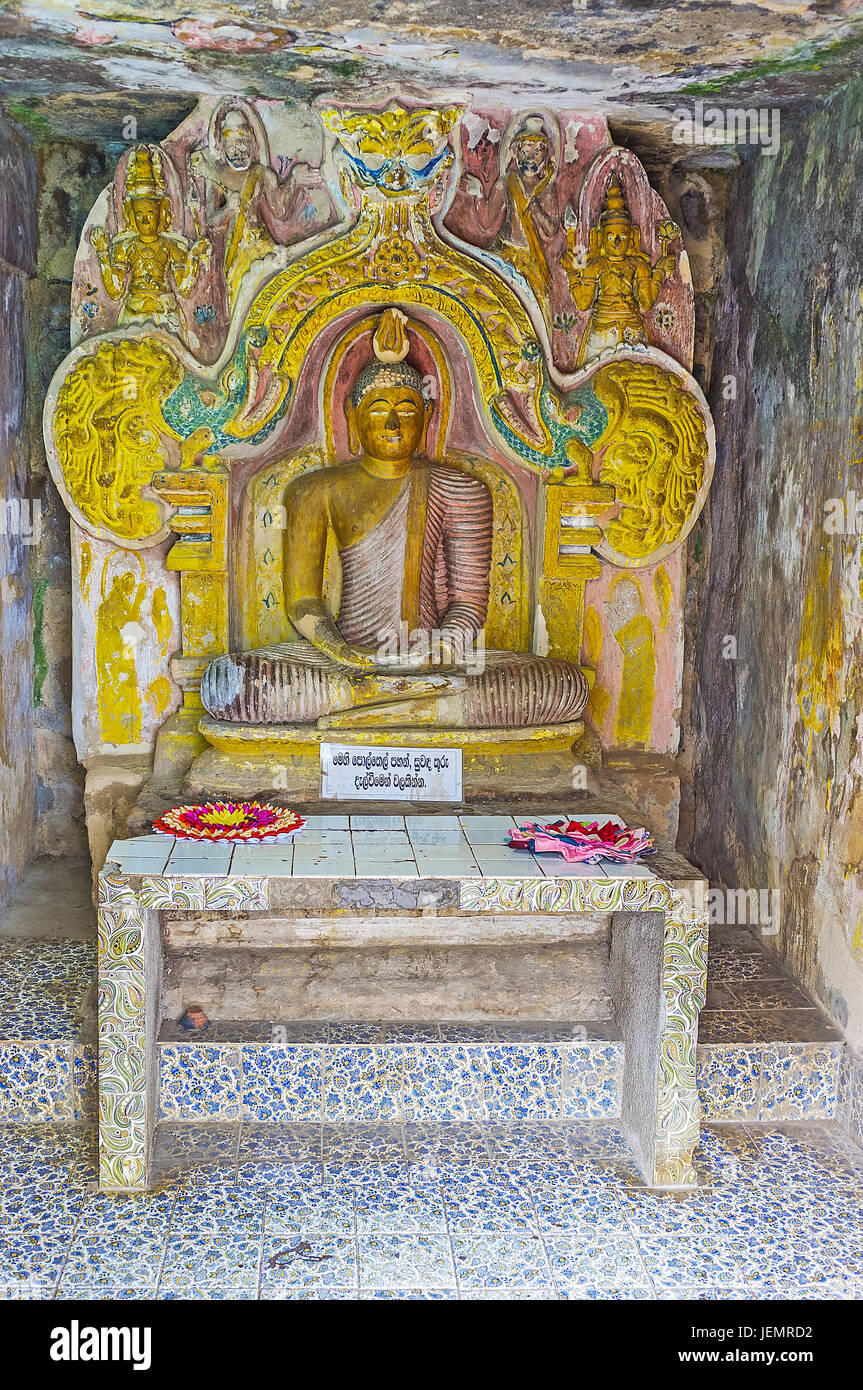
351;309;428;406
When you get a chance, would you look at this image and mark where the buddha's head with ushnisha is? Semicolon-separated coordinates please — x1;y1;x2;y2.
345;309;433;465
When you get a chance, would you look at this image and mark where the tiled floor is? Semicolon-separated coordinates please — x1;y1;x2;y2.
0;1119;860;1299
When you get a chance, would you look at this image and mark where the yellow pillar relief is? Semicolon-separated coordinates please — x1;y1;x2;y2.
146;675;173;719
79;540;93;602
151;587;173;659
654;565;673;629
96;553;146;745
606;576;656;748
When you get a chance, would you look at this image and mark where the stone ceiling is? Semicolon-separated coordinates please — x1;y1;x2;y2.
1;1;861;143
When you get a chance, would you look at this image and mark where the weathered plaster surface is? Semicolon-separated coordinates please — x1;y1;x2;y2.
692;77;863;1048
0;111;37;907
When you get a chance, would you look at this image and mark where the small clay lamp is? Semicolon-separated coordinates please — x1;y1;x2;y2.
180;1005;210;1031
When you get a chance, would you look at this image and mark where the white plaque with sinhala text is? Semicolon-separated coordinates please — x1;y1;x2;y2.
320;743;463;801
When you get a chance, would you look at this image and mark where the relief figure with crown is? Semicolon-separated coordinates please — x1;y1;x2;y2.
89;145;211;345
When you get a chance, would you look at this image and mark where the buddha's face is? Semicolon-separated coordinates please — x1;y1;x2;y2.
353;385;429;461
131;199;160;239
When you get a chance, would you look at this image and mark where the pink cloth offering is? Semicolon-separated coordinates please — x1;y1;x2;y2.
506;819;654;864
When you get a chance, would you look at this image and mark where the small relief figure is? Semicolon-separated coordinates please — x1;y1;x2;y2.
189;99;333;309
496;115;562;310
89;146;210;345
445;114;562;313
564;174;679;365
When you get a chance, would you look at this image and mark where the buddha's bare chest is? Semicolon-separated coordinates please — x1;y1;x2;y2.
327;474;411;550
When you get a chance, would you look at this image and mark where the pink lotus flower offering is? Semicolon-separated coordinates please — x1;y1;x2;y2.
507;818;654;864
153;801;306;842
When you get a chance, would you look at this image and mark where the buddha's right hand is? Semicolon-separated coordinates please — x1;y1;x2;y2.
327;642;376;672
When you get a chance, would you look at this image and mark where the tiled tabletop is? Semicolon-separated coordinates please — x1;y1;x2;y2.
104;813;656;882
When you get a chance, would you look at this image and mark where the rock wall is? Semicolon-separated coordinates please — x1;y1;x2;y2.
0;111;37;906
26;140;115;857
692;77;863;1047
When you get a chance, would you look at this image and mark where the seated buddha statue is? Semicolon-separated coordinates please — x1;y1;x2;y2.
200;310;588;731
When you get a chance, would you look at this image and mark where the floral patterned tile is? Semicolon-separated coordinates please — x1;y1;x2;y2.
171;1182;266;1233
160;1234;262;1289
482;1124;573;1166
358;1288;458;1299
404;1124;491;1167
260;1235;357;1289
264;1288;357;1300
77;1190;175;1235
358;1233;456;1289
561;1045;623;1118
442;1173;537;1232
321;1047;402;1122
237;1124;322;1167
451;1232;553;1289
0;1044;73;1121
266;1184;355;1234
159;1045;241;1121
635;1234;745;1288
758;1045;841;1119
481;1046;561;1121
320;1124;406;1165
708;952;783;983
402;1045;484;1121
544;1233;650;1288
60;1231;167;1289
697;1012;759;1044
241;1046;321;1123
354;1178;446;1233
697;1045;761;1120
533;1188;631;1235
838;1048;863;1149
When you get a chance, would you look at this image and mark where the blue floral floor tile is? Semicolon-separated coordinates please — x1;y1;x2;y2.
160;1235;262;1289
171;1183;266;1233
544;1233;650;1288
321;1124;405;1165
261;1235;357;1289
483;1123;572;1165
76;1190;175;1235
358;1233;456;1289
404;1123;490;1166
443;1173;537;1232
60;1231;167;1289
451;1232;553;1289
266;1184;355;1234
354;1177;446;1233
358;1287;458;1299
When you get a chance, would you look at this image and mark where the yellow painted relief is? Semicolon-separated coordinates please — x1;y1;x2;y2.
607;576;656;747
654;566;673;628
146;674;173;718
96;552;146;745
152;587;172;658
79;539;93;601
54;338;182;543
